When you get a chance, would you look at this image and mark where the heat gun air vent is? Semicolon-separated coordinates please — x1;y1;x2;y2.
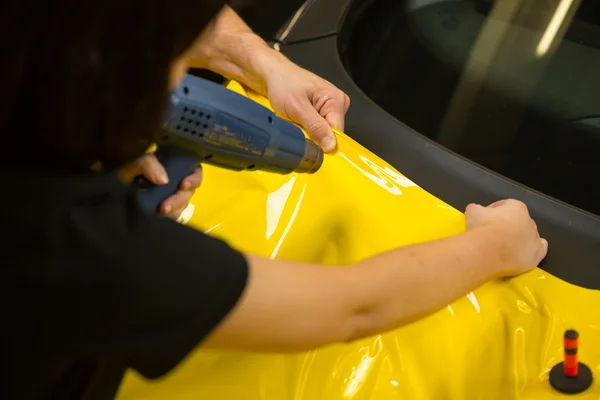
175;106;212;137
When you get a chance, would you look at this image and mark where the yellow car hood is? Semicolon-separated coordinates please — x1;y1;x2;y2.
117;81;599;400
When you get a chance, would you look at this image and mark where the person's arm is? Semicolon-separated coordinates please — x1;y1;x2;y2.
188;5;282;95
203;228;505;352
188;6;349;152
203;200;548;352
61;195;544;379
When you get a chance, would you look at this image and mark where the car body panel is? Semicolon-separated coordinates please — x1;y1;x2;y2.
273;1;600;290
116;80;600;400
274;0;350;44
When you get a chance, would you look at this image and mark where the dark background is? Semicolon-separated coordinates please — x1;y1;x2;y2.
231;0;308;40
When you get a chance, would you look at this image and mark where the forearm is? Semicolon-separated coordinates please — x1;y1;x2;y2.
204;226;509;352
347;227;508;339
189;6;285;95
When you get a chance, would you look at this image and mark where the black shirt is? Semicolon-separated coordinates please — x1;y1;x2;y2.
0;161;248;399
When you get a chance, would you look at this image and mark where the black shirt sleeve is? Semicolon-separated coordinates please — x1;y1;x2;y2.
45;185;248;379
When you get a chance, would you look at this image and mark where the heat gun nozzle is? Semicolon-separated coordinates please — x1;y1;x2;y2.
295;139;324;174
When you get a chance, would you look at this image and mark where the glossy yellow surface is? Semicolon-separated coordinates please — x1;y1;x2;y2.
116;81;600;400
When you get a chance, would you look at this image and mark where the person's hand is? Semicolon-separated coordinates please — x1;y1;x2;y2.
264;58;350;153
186;9;348;152
118;154;203;219
465;199;548;276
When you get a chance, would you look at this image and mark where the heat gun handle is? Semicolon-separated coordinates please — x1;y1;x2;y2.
135;146;202;213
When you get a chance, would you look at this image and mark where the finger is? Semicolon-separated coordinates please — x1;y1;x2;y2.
180;166;203;191
537;238;549;263
161;190;194;216
291;96;336;152
165;206;187;220
117;157;147;183
488;199;507;208
465;203;481;213
162;202;190;220
503;198;527;210
530;219;540;238
323;93;350;132
325;113;345;133
139;154;169;185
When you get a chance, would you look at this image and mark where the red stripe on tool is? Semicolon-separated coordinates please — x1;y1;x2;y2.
563;330;580;377
564;353;579;377
564;337;578;349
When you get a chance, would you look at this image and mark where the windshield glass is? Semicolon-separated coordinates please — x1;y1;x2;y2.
339;0;600;216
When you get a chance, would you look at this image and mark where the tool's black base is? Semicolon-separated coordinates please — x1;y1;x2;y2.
549;362;593;394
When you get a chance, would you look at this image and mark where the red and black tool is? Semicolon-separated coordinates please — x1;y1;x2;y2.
549;330;593;394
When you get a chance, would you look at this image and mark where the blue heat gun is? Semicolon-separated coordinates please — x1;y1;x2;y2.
135;74;324;212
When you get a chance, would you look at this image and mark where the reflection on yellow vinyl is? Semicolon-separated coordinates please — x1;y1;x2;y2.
116;81;600;400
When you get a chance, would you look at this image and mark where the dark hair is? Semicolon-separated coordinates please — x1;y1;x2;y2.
1;0;231;171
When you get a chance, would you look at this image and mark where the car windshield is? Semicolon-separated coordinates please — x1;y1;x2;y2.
339;0;600;216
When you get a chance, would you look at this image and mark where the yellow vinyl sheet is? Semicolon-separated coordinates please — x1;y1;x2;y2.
116;81;600;400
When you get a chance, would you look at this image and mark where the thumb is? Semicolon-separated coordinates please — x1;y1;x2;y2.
138;154;169;185
119;154;168;185
291;97;337;153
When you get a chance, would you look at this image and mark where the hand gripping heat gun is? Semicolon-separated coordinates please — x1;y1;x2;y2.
136;74;324;212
